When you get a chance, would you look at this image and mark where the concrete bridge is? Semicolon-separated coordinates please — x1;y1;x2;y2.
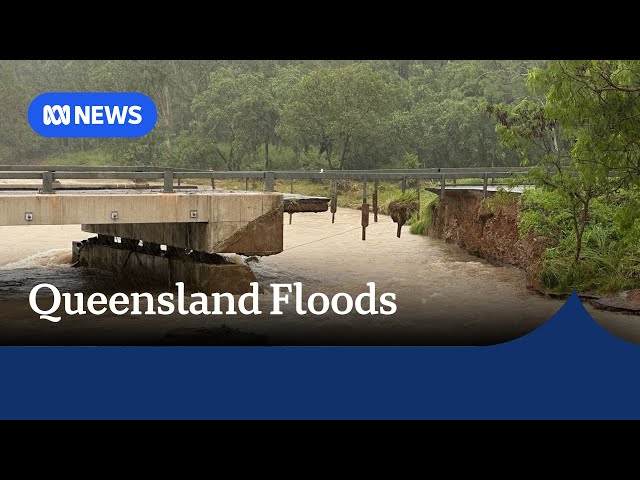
0;189;286;255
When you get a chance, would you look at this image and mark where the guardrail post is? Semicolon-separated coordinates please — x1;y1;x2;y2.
163;171;174;193
440;173;446;200
265;171;275;192
40;171;54;194
483;172;488;198
401;175;407;193
245;178;249;191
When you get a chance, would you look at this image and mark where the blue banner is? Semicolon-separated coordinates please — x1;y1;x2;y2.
0;293;637;419
28;92;157;138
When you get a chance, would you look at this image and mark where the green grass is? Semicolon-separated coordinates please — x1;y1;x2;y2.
46;150;115;166
389;190;420;205
483;188;518;214
409;197;439;235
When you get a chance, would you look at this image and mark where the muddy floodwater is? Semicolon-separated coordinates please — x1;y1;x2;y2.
0;208;637;345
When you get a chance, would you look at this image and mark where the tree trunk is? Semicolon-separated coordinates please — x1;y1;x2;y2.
573;198;591;265
325;148;333;170
575;227;584;265
339;136;350;170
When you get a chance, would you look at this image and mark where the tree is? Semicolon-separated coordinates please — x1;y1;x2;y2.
190;68;280;170
401;61;536;168
529;60;640;186
277;63;399;170
0;62;44;162
486;98;621;265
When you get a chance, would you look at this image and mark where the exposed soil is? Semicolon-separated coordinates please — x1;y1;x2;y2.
428;190;549;289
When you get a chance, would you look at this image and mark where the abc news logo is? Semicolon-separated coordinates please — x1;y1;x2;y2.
29;92;157;138
42;105;143;126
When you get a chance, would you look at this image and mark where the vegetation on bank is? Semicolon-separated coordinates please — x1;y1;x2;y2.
520;188;640;294
47;150;114;166
484;61;640;295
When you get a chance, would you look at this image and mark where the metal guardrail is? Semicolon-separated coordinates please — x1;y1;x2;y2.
0;165;532;173
0;166;531;198
0;165;197;173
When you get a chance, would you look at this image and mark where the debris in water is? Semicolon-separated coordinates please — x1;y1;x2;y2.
388;192;420;238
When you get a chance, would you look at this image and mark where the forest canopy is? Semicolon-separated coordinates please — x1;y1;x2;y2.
0;60;544;169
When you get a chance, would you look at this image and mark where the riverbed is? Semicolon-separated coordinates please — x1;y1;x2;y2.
0;208;636;345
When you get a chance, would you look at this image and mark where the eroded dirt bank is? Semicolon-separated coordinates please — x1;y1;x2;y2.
428;191;546;281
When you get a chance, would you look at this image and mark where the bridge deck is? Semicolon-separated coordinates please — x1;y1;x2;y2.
0;187;329;226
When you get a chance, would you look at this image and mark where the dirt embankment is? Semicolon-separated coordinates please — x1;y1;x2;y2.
428;191;548;288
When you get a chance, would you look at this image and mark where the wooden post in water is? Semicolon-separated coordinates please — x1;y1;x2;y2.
362;176;368;241
373;178;379;223
362;203;370;241
331;179;337;223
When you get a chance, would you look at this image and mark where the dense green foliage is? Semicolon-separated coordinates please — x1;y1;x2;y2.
531;61;640;184
521;188;640;293
0;60;542;169
488;61;640;293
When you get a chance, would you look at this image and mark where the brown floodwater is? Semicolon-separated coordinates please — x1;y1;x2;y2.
0;208;636;345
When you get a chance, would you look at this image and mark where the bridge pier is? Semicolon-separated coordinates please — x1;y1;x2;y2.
73;237;258;294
